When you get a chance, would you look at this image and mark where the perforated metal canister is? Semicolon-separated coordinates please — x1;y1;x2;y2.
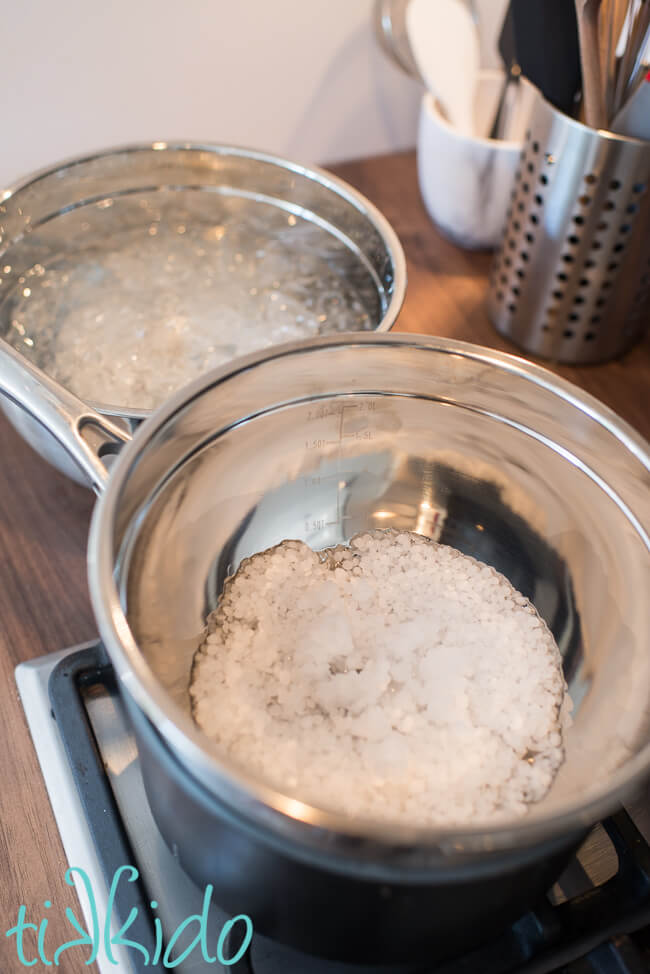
487;91;650;364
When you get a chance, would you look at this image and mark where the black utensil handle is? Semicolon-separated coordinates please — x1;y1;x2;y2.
510;0;582;115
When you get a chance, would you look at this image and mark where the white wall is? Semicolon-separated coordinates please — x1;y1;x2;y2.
0;0;508;188
0;0;422;187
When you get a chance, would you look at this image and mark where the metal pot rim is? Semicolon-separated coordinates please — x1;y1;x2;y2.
87;331;650;860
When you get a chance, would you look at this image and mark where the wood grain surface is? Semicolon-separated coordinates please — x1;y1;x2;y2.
0;149;648;971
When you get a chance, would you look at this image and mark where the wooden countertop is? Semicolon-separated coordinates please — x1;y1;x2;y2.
0;149;648;970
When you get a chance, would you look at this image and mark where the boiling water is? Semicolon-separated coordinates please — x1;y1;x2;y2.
0;191;383;410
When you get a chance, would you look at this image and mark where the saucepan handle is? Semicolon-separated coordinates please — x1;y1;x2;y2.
0;338;131;493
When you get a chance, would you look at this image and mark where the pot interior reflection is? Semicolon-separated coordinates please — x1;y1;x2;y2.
102;337;650;841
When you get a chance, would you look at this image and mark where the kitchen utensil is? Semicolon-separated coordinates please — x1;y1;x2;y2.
373;0;508;81
490;0;582;139
489;1;520;140
624;49;650;106
611;67;650;136
601;0;629;118
510;0;583;115
576;0;650;127
406;0;481;133
373;0;422;78
418;70;537;248
612;2;637;115
0;331;649;960
0;143;406;485
624;3;650;98
576;0;607;128
488;84;650;363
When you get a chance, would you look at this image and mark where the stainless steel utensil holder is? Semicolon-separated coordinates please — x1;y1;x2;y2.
487;91;650;364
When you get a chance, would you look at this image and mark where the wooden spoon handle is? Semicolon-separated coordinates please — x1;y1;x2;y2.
576;0;607;128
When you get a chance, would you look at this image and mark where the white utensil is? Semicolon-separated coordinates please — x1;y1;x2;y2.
406;0;481;135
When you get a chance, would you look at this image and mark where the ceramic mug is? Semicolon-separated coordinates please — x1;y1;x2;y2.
417;70;537;250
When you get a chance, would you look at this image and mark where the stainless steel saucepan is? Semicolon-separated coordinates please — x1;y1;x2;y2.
0;142;406;484
1;332;649;963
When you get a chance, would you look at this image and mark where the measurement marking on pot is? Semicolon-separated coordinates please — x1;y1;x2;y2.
303;474;340;486
304;439;339;449
337;402;369;525
342;430;374;440
302;399;379;537
306;404;355;422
